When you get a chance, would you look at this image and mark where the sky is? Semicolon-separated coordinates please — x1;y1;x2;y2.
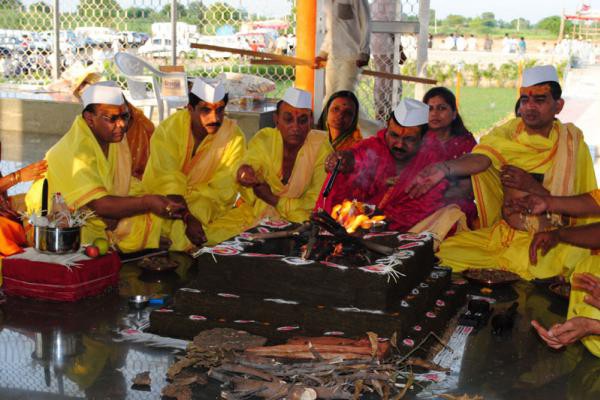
19;0;599;22
231;0;598;21
430;0;599;24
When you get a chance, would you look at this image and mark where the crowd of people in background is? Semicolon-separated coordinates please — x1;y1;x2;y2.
433;31;599;60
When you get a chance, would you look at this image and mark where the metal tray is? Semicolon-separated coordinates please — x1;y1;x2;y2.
463;268;521;287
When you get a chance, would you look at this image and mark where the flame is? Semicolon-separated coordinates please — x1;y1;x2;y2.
331;200;386;234
332;243;344;256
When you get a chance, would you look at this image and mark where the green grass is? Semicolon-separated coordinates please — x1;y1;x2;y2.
455;86;516;135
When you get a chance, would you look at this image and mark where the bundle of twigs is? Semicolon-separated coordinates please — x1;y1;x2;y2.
207;332;451;400
160;329;453;400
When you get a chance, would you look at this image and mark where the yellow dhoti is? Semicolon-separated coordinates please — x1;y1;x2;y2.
439;118;597;279
142;111;246;250
568;255;600;357
439;220;591;280
205;128;333;244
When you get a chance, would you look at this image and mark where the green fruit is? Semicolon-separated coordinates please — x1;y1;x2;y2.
93;238;110;256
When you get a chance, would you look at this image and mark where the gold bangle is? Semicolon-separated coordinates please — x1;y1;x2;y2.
15;171;21;183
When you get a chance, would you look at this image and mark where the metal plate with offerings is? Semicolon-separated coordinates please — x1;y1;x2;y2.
463;268;521;287
138;255;179;273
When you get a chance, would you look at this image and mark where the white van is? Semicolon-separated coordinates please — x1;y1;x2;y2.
137;36;192;59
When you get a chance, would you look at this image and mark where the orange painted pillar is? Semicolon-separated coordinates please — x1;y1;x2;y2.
295;0;317;100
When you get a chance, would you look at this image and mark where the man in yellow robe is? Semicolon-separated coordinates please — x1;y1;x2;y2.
206;87;333;244
407;65;597;280
142;78;246;250
26;82;185;252
509;190;600;357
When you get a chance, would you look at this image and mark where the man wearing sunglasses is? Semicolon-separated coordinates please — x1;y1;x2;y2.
26;82;185;252
142;78;246;249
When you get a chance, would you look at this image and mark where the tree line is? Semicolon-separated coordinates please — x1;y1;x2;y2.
432;11;572;36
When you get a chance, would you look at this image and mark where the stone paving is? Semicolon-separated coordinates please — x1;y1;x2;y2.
558;65;600;180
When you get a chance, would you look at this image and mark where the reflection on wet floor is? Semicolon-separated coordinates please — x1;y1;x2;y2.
1;130;599;399
0;256;197;399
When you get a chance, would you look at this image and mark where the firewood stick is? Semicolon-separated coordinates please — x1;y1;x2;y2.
191;42;311;65
250;58;437;85
190;42;436;85
358;238;395;256
247;222;311;240
246;344;375;355
217;363;276;382
245;343;390;360
246;351;372;360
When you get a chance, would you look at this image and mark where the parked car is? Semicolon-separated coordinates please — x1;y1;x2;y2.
74;27;119;45
22;33;52;53
119;31;145;47
0;36;23;53
137;36;193;59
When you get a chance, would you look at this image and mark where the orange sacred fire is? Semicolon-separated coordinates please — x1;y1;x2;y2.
330;200;386;234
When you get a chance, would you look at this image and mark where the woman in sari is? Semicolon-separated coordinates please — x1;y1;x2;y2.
422;87;478;227
317;90;362;150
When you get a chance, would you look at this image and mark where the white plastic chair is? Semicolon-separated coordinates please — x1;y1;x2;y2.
114;52;188;121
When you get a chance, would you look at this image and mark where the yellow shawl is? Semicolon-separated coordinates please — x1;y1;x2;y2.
25;116;155;248
242;127;332;222
26;116;131;211
183;118;238;188
472;118;597;229
142;110;244;196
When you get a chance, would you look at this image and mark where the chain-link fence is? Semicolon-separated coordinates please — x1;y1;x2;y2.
356;0;421;121
0;0;297;95
0;0;426;121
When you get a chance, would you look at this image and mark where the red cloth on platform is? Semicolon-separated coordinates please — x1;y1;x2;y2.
2;252;121;302
422;131;478;227
317;129;448;232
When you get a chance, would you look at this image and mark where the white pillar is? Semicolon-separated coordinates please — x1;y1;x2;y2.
171;0;177;65
415;0;431;100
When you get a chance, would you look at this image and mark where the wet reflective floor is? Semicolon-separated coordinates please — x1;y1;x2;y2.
2;105;598;399
0;256;599;400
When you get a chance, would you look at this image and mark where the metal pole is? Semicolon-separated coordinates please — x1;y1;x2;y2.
313;0;325;121
414;0;430;100
392;2;402;107
171;0;177;65
53;0;60;80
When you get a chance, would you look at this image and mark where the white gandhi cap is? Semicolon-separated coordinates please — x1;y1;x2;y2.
190;78;226;103
281;87;312;110
522;65;559;88
393;98;429;127
81;81;124;108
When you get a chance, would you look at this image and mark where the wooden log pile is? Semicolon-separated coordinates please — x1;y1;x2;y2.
160;329;453;400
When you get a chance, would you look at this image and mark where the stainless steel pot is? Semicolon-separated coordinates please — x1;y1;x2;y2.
33;226;81;254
